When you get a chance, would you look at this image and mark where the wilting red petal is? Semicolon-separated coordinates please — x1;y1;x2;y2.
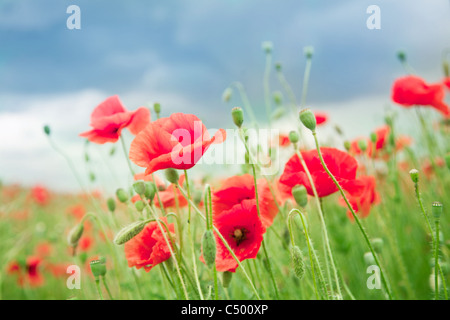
392;75;450;118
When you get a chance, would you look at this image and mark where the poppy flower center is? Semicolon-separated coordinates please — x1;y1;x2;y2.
231;228;248;246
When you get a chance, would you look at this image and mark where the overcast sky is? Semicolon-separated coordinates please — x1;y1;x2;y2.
1;0;449;192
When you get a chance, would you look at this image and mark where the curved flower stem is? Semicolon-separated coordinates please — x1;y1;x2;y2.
176;183;261;300
120;134;135;176
145;203;189;299
294;148;341;299
288;209;320;299
435;220;440;300
102;276;113;300
239;129;280;299
301;56;312;108
183;170;204;300
230;82;258;126
152;173;166;216
413;182;448;299
311;131;393;300
95;279;104;300
263;49;273;125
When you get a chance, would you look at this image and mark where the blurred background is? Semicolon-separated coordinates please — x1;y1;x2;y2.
0;0;449;192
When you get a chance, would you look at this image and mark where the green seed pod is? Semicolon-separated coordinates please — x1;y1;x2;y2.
43;125;51;136
154;102;161;114
273;91;283;106
222;88;232;103
290;246;305;280
275;62;282;71
231;107;244;128
90;257;107;278
363;252;375;266
432;202;443;221
222;271;233;288
262;41;273;53
292;185;308;208
89;172;96;182
299;109;316;132
343;140;351;152
107;197;116;213
133;181;146;196
304;46;314;59
334;125;343;136
144;182;156;200
397;50;406;62
68;223;84;247
84;153;90;162
371;238;383;253
116;188;129;203
370;132;377;143
165;168;179;184
135;200;145;212
202;230;216;269
109;146;116;156
409;169;419;184
358;139;367;152
114;221;147;245
289;130;299;144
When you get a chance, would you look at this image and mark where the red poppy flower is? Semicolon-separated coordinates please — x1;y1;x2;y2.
78;236;94;252
124;218;175;272
129;113;226;174
278;134;291;147
212;174;279;228
34;242;53;258
279;147;363;198
30;185;50;206
202;200;265;273
314;111;328;126
8;256;44;287
80;95;150;144
338;176;380;220
67;204;86;220
391;76;450;118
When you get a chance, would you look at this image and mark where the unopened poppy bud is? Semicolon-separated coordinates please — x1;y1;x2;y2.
107;197;116;213
109;146;116;156
275;62;282;71
133;181;146;195
116;188;128;203
68;223;84;247
231;107;244;128
370;132;377;143
343;140;351;151
84;153;90;162
165;168;179;184
222;88;232;102
444;153;450;170
334;125;343;136
144;182;156;200
154;102;161;114
262;41;273;53
397;50;406;63
304;46;314;59
432;202;443;221
222;271;233;288
293;212;307;231
358;139;367;152
299;108;316;132
135;200;145;212
89;172;96;182
409;169;419;183
371;238;383;253
273;91;283;106
290;246;305;279
43;125;51;136
114;220;147;245
289;131;299;144
202;230;216;269
292;185;308;207
90;258;107;278
363;252;375;266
